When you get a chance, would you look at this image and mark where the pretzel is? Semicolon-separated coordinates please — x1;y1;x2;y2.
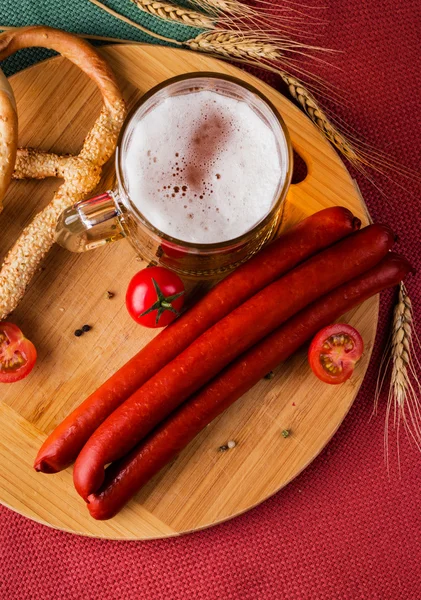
0;26;126;319
0;66;17;212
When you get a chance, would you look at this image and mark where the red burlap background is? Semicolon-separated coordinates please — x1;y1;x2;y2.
1;1;420;598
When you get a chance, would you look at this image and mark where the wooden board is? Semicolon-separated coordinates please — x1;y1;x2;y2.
0;45;377;540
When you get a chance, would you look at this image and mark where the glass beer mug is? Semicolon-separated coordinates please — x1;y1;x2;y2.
55;73;293;278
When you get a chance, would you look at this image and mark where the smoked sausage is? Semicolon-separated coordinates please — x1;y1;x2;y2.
86;252;413;519
74;223;395;500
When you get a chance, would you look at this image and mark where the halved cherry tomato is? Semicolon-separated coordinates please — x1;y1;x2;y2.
308;323;364;385
126;266;185;328
0;322;37;383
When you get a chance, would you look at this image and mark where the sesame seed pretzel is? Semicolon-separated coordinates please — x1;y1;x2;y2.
0;66;17;214
0;26;127;320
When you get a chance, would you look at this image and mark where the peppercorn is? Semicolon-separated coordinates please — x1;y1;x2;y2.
82;325;91;332
74;329;83;337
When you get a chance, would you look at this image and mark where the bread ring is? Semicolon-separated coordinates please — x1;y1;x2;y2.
0;66;17;210
0;26;126;319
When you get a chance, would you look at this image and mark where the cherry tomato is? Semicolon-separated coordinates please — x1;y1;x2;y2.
126;266;185;328
0;322;37;383
308;323;364;385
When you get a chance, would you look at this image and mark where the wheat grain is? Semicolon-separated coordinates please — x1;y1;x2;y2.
131;0;215;28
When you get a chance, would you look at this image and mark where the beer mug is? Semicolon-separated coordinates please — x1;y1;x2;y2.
55;73;292;278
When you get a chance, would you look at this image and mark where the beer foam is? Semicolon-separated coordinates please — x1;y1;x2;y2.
124;89;285;244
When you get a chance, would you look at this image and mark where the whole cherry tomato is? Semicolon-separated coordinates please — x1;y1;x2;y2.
126;266;185;328
308;323;364;385
0;322;37;383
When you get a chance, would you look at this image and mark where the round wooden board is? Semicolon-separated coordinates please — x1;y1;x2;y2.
0;45;377;540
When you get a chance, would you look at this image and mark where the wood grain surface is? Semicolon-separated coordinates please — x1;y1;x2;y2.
0;45;377;539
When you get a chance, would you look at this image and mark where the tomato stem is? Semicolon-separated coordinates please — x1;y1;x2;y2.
139;278;185;325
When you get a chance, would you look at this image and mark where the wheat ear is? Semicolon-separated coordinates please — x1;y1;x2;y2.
187;31;281;60
90;0;354;164
131;0;315;34
131;0;215;28
375;283;421;470
275;73;360;162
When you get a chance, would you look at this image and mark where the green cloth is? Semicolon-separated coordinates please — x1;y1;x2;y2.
0;0;200;76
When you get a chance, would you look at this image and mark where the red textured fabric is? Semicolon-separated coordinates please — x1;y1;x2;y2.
1;2;421;599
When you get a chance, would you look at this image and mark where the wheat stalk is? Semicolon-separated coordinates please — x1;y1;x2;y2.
131;0;215;28
92;0;357;161
132;0;329;45
375;283;421;470
131;0;318;36
88;0;420;183
131;0;296;30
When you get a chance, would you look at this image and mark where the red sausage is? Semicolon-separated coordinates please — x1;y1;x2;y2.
35;207;360;473
87;252;413;519
73;223;394;500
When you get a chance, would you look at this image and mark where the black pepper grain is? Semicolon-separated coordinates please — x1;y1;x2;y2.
74;329;83;337
82;325;91;332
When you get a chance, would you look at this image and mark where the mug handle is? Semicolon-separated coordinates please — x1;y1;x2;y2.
55;191;125;252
